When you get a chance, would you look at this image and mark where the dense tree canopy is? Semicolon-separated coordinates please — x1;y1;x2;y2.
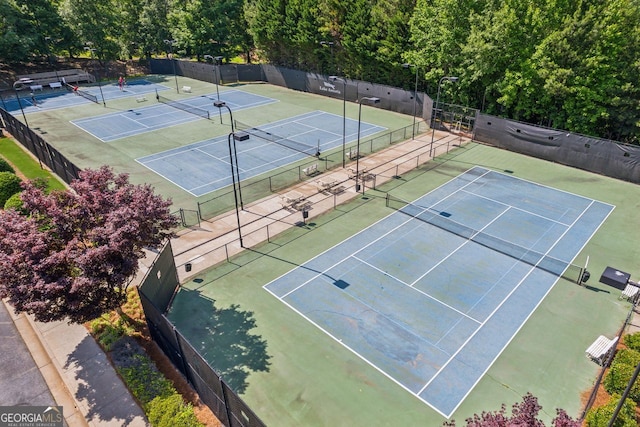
0;166;178;323
1;0;638;141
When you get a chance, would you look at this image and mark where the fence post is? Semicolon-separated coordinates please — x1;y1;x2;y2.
220;381;235;427
172;327;190;377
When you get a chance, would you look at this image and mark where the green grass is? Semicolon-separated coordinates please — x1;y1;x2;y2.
0;135;66;191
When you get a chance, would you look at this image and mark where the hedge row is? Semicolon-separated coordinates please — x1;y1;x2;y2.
584;332;640;426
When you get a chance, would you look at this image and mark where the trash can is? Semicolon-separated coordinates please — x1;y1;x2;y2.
185;263;192;272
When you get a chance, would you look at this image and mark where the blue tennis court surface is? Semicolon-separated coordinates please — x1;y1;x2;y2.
137;110;386;196
264;166;614;418
1;79;170;114
71;89;277;142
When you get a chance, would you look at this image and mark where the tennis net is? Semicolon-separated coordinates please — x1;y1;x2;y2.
235;120;320;157
386;194;584;283
155;91;210;120
65;83;99;104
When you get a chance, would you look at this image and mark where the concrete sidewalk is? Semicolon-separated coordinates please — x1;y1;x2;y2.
4;303;148;426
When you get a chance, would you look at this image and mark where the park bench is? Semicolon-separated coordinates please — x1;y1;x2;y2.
620;282;640;303
586;335;618;366
303;163;318;176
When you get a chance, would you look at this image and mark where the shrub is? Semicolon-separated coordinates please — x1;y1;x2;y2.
113;338;175;407
623;332;640;352
0;157;14;173
0;171;22;207
147;394;203;427
603;348;640;402
3;191;23;211
584;393;636;427
90;315;134;351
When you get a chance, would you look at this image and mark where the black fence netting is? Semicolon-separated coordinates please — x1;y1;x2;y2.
137;242;266;427
149;60;431;119
0;107;80;184
473;113;640;183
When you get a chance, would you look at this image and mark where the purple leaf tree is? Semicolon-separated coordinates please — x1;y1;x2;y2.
442;393;580;427
0;166;178;323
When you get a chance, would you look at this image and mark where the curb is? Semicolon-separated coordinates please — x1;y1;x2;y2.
4;299;148;426
3;299;88;427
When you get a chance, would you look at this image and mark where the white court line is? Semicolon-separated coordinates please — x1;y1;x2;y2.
408;207;513;288
351;254;480;324
459;188;574;227
275;169;492;299
418;199;598;414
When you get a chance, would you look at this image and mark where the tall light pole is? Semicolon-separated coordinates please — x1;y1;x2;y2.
11;80;30;127
430;76;459;157
215;101;244;209
164;39;179;93
356;96;380;194
329;76;347;167
320;41;334;75
44;36;60;82
402;63;419;139
204;54;224;124
84;45;106;107
227;131;250;247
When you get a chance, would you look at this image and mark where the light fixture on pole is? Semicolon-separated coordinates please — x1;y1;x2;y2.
329;76;347;168
204;54;224;124
215;100;244;210
164;39;179;93
11;80;30;127
12;79;45;169
320;41;334;74
355;96;380;194
44;36;60;82
227;131;250;247
402;63;419;139
83;45;106;107
430;76;459;157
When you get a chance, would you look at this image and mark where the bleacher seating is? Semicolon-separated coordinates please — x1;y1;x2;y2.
15;69;94;90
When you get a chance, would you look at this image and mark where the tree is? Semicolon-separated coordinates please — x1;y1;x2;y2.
0;166;178;324
0;0;37;63
58;0;120;60
443;393;580;426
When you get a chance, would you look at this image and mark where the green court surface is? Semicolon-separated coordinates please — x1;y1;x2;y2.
21;75;412;213
168;143;638;426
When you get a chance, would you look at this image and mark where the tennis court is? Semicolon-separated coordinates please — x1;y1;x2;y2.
0;79;170;114
70;89;277;142
136;110;386;196
263;166;612;418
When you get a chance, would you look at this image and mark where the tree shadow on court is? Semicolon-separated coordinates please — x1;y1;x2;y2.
168;287;271;394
